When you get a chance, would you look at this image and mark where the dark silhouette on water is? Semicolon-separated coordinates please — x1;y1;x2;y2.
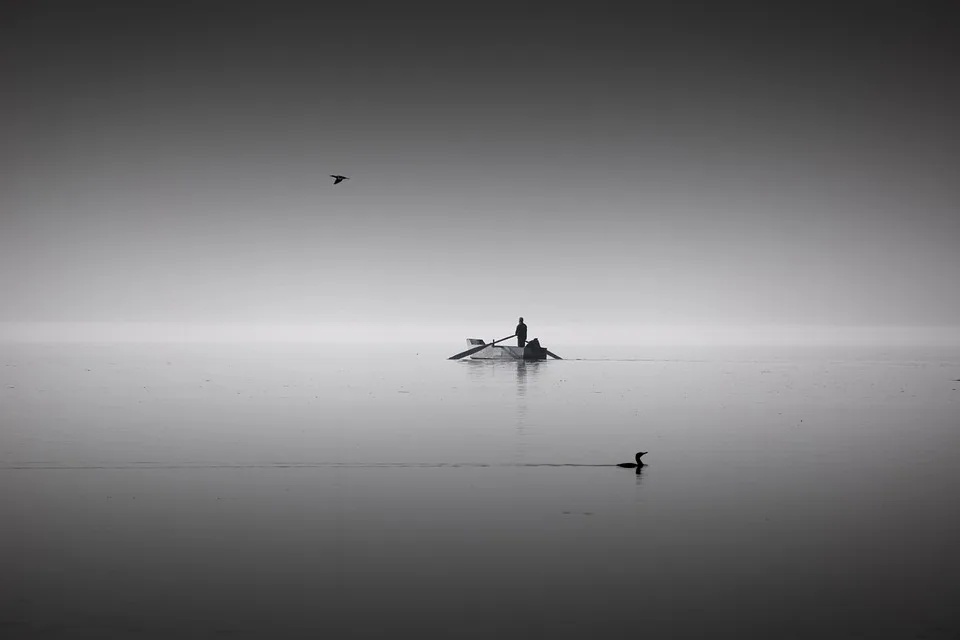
616;452;647;468
522;338;547;360
330;174;349;184
515;317;527;347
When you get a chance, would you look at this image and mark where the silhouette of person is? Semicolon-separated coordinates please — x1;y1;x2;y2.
516;317;527;347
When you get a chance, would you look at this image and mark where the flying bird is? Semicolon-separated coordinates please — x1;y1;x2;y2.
330;175;349;184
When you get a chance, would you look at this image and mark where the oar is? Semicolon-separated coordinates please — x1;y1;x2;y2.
448;334;516;360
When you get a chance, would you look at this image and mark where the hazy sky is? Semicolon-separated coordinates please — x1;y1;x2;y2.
2;2;958;334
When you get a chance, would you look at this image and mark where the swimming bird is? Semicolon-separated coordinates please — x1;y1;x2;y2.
330;174;349;184
616;452;648;468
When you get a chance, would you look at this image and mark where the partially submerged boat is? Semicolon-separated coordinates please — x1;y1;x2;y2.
448;333;561;361
462;338;552;360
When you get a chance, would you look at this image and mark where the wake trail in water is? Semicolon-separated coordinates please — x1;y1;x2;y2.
567;358;709;362
1;461;618;470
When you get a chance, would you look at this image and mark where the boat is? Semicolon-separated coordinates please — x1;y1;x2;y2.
448;334;561;361
462;338;550;360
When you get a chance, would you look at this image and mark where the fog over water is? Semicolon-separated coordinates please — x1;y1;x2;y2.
3;3;959;330
3;2;960;637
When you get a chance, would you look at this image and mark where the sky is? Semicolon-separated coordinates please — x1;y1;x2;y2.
2;1;958;343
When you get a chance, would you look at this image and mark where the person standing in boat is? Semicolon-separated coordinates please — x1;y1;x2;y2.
515;317;527;347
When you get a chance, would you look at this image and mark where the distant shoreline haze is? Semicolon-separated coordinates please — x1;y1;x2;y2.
0;322;957;346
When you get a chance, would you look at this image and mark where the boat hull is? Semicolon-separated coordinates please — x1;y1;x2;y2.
465;341;548;361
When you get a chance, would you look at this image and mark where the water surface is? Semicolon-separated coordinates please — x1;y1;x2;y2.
2;343;959;638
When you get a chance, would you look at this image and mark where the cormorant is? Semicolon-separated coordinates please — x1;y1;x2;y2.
330;175;349;184
616;452;648;468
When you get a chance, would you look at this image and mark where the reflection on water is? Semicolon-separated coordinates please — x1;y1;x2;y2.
515;362;529;454
460;359;545;459
459;358;541;393
515;359;527;397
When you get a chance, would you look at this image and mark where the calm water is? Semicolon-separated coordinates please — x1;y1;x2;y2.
2;342;959;638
